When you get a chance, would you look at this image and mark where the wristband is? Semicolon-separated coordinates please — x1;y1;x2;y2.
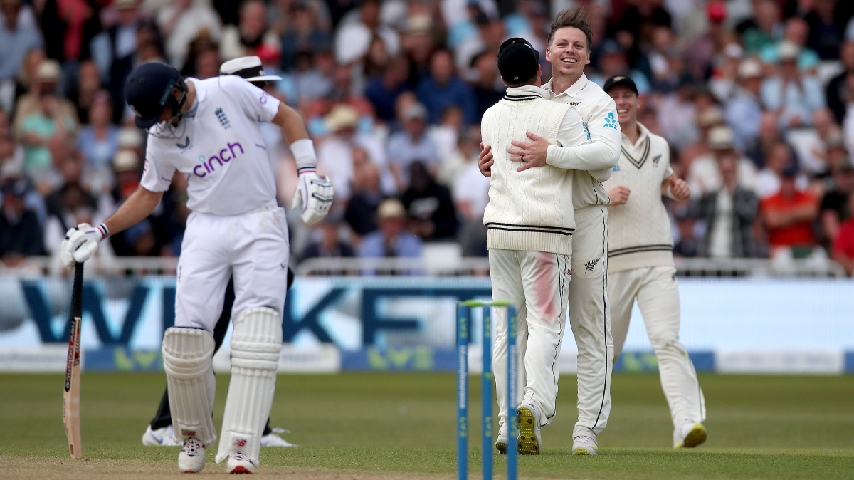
291;139;317;169
97;223;110;239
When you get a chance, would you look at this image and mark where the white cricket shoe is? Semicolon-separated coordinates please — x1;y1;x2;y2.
142;425;181;446
674;421;707;448
227;451;257;474
572;432;599;455
178;437;206;473
260;428;298;447
494;422;508;454
516;402;542;455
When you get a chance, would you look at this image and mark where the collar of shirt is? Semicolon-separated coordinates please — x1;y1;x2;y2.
622;121;651;149
504;85;548;100
542;73;589;98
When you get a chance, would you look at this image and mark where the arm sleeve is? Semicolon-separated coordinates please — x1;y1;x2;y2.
219;75;281;123
139;140;176;193
545;97;622;172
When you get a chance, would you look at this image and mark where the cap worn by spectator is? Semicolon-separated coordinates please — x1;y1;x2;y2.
497;38;539;84
325;104;359;132
113;150;139;172
602;75;638;95
697;107;724;128
378;198;407;220
220;56;283;82
402;103;428;121
707;1;727;22
37;59;61;83
738;58;763;79
406;15;433;34
1;178;28;198
117;127;143;149
778;41;800;62
707;125;735;150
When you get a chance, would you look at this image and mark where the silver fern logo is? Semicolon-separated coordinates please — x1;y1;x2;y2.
652;154;661;167
585;258;600;272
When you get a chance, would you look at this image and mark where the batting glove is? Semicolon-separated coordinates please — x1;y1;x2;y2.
292;167;334;225
60;223;108;268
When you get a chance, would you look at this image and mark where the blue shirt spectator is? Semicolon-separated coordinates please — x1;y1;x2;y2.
415;49;477;125
365;56;410;124
358;198;422;261
0;1;42;80
386;103;440;190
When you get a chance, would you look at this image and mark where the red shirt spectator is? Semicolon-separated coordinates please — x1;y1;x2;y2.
760;170;818;255
831;192;854;276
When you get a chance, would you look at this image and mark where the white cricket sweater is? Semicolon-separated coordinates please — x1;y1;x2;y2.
542;74;622;210
481;86;587;255
603;122;676;272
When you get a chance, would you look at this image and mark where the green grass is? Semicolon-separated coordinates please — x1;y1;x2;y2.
2;373;854;479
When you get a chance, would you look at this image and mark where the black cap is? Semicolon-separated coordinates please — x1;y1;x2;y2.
1;178;28;197
602;75;638;95
497;38;539;84
124;62;181;129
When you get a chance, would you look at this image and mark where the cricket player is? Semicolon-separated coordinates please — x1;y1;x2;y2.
483;37;591;456
60;61;332;474
480;8;621;455
602;75;707;448
141;56;297;450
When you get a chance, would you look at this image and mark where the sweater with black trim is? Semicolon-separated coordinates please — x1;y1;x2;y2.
481;86;587;255
603;122;675;272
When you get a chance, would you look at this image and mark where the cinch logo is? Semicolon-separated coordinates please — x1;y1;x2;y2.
193;142;244;178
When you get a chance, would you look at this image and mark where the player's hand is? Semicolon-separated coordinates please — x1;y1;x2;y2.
478;143;493;178
508;132;549;172
292;168;334;225
608;186;631;205
60;223;103;268
667;177;690;201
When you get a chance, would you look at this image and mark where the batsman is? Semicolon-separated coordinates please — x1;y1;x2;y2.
59;61;333;473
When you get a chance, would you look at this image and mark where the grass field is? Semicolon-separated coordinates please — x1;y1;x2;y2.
2;372;854;479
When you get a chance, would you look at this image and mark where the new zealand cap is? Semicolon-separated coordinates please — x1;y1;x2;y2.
497;37;539;84
602;75;638;95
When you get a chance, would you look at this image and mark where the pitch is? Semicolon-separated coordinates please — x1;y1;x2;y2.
1;372;853;479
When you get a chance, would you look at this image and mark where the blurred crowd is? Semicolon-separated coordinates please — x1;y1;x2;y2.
1;0;854;275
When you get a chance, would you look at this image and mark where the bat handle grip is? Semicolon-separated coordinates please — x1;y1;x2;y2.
71;262;84;318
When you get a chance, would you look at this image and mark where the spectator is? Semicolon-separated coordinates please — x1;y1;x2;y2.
365;55;410;125
157;0;222;69
279;1;332;73
452;129;489;257
106;150;154;257
38;0;102;95
357;197;422;259
672;202;700;258
754;140;807;199
688;125;757;198
0;0;43;110
292;45;335;104
344;150;385;242
759;16;820;73
67;60;103;125
796;108;842;177
333;0;399;66
219;0;280;62
804;0;845;61
820;160;854;249
724;58;765;153
684;1;730;82
107;19;166;124
416;49;477;126
0;176;44;266
306;63;374;123
743;111;782;170
695;152;762;258
588;39;650;95
180;31;218;77
760;41;825;130
298;215;355;263
76;91;117;173
400;160;458;242
386;102;439;190
428;105;463;173
468;51;505;122
825;40;854;124
399;14;436;88
4;47;44;115
738;0;782;55
760;165;819;259
43;177;100;256
455;11;505;74
90;0;141;88
831;191;854;275
708;43;745;102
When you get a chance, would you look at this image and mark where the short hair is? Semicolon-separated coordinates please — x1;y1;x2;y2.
548;8;593;51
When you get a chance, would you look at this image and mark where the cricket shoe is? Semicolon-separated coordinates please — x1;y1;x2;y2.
261;428;298;447
227;451;257;474
572;430;599;455
495;422;508;454
516;402;542;455
178;437;206;473
142;425;181;446
674;421;707;448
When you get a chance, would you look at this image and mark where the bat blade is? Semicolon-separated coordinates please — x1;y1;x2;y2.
63;262;84;459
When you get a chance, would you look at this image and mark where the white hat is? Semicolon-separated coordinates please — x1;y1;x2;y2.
377;198;407;219
738;58;762;79
117;127;143;148
402;103;428;121
113;150;139;172
777;41;800;61
697;107;724;128
220;56;282;82
325;104;359;132
36;59;61;82
707;125;735;150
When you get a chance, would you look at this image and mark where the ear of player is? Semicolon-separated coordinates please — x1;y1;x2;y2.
292;167;334;225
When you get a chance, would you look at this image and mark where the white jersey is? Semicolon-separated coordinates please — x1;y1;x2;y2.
141;75;281;216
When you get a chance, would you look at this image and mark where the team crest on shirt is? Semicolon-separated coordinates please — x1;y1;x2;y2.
215;108;231;129
652;154;661;167
585;258;600;272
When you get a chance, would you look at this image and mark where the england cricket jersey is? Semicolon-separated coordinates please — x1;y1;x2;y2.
140;75;281;215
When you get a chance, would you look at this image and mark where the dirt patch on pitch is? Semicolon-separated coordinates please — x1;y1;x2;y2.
0;458;456;479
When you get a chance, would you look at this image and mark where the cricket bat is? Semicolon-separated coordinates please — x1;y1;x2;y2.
63;262;84;459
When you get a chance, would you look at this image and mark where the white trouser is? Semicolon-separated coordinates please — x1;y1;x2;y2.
490;249;570;429
609;265;705;426
569;206;612;437
175;203;291;331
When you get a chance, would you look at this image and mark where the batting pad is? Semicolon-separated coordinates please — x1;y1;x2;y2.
162;327;217;445
216;307;283;464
